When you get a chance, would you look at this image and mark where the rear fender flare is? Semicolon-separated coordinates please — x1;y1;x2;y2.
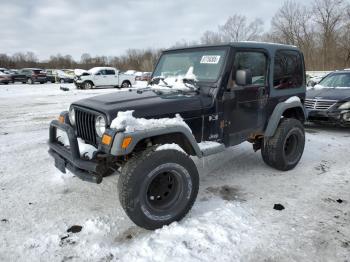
264;100;306;137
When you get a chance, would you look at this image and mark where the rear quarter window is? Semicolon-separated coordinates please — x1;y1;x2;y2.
273;50;303;89
106;69;115;75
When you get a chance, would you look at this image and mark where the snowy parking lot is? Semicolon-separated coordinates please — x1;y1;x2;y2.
0;83;349;261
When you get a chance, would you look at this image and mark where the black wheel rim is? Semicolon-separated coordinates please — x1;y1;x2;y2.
146;171;181;210
284;133;299;160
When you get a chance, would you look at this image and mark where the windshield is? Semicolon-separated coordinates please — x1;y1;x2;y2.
317;73;350;88
153;49;227;82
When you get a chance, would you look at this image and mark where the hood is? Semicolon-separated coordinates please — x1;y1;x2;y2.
72;89;209;124
306;87;350;101
74;69;88;76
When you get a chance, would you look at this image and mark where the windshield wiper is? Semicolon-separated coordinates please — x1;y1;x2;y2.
150;77;173;88
183;78;200;91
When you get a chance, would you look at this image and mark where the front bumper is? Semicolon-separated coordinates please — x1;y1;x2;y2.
74;80;83;88
307;109;350;126
48;119;103;183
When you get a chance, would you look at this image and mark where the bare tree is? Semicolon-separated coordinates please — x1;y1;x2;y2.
337;4;350;67
218;15;263;42
200;30;222;45
313;0;346;69
271;0;317;69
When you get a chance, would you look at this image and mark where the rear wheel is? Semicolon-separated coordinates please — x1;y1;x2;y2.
261;118;305;171
118;146;199;230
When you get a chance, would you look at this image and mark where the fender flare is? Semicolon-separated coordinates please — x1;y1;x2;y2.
264;100;306;137
110;125;203;157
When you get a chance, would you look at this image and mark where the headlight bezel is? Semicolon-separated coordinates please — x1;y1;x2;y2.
69;107;75;125
95;115;106;137
338;101;350;110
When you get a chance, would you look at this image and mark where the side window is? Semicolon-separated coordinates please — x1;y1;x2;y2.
106;69;115;75
233;52;267;86
273;50;303;89
96;70;106;75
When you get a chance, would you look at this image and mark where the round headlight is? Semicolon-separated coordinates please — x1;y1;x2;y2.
339;101;350;110
95;115;106;137
69;107;75;125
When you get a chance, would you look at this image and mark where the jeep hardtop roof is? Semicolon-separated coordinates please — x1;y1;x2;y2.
164;41;299;53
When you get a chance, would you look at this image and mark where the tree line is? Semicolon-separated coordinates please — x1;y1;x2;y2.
0;0;349;72
0;49;161;72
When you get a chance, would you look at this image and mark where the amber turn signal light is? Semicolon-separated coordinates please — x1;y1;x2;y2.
58;115;64;123
102;134;112;145
121;137;132;149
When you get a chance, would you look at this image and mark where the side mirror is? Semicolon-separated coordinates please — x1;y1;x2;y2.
235;69;252;86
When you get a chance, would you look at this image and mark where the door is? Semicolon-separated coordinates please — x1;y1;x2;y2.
105;69;118;86
223;50;268;145
93;69;108;86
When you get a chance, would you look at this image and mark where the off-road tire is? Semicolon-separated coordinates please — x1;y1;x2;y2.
83;81;93;89
261;118;305;171
118;146;199;230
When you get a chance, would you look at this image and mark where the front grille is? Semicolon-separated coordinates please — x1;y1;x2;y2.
305;99;337;110
75;108;97;146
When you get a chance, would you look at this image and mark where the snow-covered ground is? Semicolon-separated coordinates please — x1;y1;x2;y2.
0;83;349;261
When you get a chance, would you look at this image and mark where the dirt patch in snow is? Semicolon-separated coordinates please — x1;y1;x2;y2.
67;225;82;233
114;226;147;243
205;185;246;202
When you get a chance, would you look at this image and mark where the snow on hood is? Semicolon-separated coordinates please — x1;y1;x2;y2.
74;69;88;76
110;110;191;133
151;66;197;91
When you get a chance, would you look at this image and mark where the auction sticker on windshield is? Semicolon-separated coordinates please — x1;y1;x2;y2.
200;55;221;64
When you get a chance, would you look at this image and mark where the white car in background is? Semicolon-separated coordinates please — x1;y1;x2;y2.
74;67;136;89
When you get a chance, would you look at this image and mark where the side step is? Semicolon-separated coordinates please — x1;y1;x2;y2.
198;142;225;157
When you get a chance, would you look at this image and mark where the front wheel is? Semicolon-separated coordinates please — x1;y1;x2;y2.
118;146;199;230
261;118;305;171
83;81;93;89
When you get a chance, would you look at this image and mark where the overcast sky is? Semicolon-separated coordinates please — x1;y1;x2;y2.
0;0;310;60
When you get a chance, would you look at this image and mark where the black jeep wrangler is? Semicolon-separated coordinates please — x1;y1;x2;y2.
49;42;306;230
